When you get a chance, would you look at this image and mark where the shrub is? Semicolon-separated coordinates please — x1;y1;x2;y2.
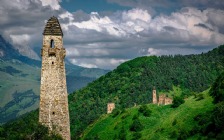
112;109;121;118
113;134;118;140
132;114;139;120
193;112;213;135
33;124;49;140
121;108;126;114
195;93;204;101
209;72;224;103
85;134;99;140
0;126;4;136
213;102;224;130
132;132;142;140
172;119;177;126
114;123;119;130
216;131;224;139
177;129;189;140
171;96;185;108
138;105;147;113
118;126;126;140
170;130;178;138
143;110;152;117
121;113;129;119
130;119;143;132
189;125;200;135
138;105;152;117
34;124;63;140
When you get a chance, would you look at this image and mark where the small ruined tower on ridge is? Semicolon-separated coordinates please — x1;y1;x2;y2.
107;103;115;114
152;87;157;104
39;16;70;140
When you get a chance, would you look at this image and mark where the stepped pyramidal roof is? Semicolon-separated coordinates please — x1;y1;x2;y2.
43;16;63;36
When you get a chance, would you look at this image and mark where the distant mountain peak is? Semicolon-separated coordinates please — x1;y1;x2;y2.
0;35;20;59
0;35;40;60
13;44;40;60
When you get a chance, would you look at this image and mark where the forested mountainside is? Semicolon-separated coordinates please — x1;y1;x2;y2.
82;70;224;139
0;45;224;139
68;45;224;139
82;80;224;140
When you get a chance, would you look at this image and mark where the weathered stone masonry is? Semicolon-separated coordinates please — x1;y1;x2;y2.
39;16;70;140
152;87;172;106
152;87;157;104
107;103;115;114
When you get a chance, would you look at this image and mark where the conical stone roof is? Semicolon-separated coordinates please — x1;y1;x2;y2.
43;16;63;36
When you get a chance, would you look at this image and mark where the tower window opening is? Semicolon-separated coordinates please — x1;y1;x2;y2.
50;39;55;48
52;111;55;115
52;61;54;64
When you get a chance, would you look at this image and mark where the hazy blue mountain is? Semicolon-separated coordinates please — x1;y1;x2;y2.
0;35;109;123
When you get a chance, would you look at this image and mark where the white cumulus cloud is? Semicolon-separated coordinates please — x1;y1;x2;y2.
40;0;61;10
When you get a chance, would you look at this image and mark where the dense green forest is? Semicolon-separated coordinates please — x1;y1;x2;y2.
0;45;224;139
0;110;63;139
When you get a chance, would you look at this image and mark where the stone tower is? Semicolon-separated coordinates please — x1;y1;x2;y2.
152;87;157;104
107;103;115;114
39;16;70;140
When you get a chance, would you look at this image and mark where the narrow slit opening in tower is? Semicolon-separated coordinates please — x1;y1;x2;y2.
50;39;55;48
52;61;54;64
52;111;55;115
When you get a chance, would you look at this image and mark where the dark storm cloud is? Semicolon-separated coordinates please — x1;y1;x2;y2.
194;23;214;31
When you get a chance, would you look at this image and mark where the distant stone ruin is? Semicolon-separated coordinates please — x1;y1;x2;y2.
152;87;157;104
158;94;173;105
152;87;173;106
107;103;115;114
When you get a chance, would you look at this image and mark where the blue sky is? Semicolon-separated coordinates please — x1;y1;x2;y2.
60;0;130;13
0;0;224;69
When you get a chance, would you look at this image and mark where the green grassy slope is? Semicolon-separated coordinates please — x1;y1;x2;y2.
0;60;40;107
0;60;40;123
82;90;214;140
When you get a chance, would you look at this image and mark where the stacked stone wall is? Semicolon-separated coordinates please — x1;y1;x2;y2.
39;34;70;140
164;97;173;105
158;94;173;105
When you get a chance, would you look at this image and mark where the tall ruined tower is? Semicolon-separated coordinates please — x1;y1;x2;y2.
152;87;157;104
39;16;70;140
